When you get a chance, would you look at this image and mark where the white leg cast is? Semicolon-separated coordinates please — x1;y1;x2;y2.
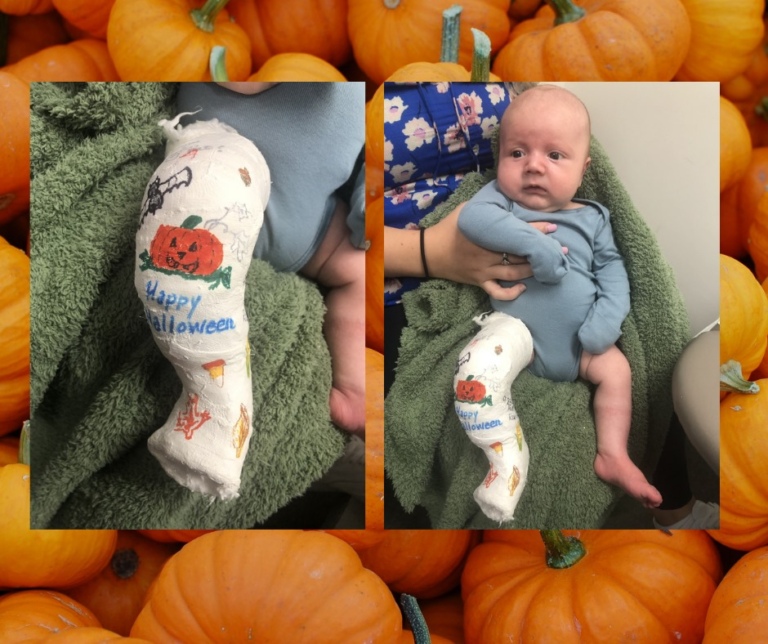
453;311;534;522
134;116;271;501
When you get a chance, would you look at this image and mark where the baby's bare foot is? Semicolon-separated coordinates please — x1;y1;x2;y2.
330;385;365;439
594;453;662;508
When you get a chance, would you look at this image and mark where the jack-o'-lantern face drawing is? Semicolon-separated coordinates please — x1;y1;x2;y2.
149;215;223;277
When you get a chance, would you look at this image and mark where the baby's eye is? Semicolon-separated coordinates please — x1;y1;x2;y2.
511;150;524;158
548;151;563;160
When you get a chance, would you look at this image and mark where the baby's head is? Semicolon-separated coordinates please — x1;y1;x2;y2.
497;84;592;213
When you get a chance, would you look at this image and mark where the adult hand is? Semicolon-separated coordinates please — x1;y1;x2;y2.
425;202;557;300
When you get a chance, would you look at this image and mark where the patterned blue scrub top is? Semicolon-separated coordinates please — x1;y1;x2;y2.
383;82;513;306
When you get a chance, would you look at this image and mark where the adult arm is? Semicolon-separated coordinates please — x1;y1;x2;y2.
384;202;554;301
578;211;631;354
457;182;569;284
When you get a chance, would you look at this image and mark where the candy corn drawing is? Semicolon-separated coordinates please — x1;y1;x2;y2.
202;359;226;387
232;404;250;458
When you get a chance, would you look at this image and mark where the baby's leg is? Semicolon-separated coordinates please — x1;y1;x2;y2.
580;346;662;508
301;201;365;437
135;118;270;501
454;312;534;522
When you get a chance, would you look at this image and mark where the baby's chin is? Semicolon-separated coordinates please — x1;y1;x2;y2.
216;82;278;95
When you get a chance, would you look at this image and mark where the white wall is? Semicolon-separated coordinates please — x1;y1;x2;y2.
552;82;720;336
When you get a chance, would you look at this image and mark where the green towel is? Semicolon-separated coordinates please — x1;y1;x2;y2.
385;135;691;529
29;82;345;529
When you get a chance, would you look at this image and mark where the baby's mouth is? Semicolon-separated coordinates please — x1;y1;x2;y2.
523;185;546;194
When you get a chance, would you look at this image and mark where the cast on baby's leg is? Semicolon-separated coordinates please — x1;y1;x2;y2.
580;346;663;508
300;201;366;438
135;117;270;500
454;312;534;522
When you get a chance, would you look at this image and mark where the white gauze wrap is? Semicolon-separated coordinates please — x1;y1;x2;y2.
453;312;534;522
134;115;271;501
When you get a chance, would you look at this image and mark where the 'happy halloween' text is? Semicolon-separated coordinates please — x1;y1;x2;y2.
144;280;235;335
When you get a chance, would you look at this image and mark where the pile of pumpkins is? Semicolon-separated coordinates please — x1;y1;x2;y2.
0;509;767;640
2;0;768;641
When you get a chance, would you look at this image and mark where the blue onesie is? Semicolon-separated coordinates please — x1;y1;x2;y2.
458;179;630;382
175;82;366;272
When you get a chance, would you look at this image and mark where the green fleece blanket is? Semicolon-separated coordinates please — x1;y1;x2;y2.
385;135;691;529
29;82;345;529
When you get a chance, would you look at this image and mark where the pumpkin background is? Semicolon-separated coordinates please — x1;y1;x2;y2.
1;0;767;640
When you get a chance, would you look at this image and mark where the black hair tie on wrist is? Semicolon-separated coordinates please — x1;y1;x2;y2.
420;227;430;279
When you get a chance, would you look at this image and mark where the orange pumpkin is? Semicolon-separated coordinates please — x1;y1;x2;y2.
722;38;768;148
720;184;746;259
248;53;347;82
148;216;224;277
37;627;153;642
415;591;465;643
0;464;118;589
704;545;768;640
65;531;179;636
52;0;117;39
723;147;768;260
0;74;30;226
137;529;214;543
365;347;384;528
492;0;691;81
675;0;765;83
713;380;768;551
0;436;20;465
0;236;30;436
721;95;754;193
106;0;251;81
720;254;768;380
4;38;120;82
349;0;511;86
508;0;543;20
4;12;71;64
131;530;403;642
755;276;768;379
749;191;768;282
229;0;351;70
366;198;384;353
0;0;53;14
321;529;387;551
0;590;100;642
357;530;479;599
462;529;722;643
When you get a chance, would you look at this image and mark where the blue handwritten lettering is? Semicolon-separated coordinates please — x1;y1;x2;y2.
144;309;236;335
145;280;202;319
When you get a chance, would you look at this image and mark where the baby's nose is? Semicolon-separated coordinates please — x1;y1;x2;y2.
525;153;545;172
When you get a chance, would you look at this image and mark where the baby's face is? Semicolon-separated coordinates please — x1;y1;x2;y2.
497;88;591;213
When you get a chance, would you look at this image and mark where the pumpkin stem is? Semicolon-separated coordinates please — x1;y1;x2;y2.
400;593;430;644
19;420;30;466
190;0;231;33
210;46;229;82
545;0;586;26
441;5;462;63
756;97;768;121
471;28;491;81
720;360;761;394
181;215;204;229
540;530;586;569
111;548;140;580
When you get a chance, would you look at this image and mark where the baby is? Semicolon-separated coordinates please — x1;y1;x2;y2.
135;82;365;500
454;84;661;521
